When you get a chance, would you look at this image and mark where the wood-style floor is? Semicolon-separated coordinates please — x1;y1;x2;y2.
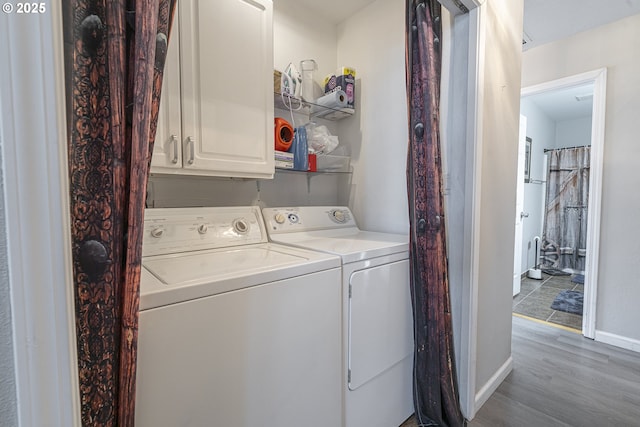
401;316;640;426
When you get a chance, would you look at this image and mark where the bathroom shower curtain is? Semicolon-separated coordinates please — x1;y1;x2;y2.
406;1;465;425
541;147;591;271
64;0;176;424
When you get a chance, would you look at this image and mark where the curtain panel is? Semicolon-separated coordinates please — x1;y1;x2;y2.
541;146;591;271
64;0;176;424
405;1;465;425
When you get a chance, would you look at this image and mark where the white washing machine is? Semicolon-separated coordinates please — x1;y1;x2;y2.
262;206;414;427
135;206;343;427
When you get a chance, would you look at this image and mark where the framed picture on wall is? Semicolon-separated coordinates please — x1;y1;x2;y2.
524;137;532;183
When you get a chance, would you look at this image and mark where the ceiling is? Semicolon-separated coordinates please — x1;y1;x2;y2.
523;0;640;51
286;0;377;24
523;83;594;122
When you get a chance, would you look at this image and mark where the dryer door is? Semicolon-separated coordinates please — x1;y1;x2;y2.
348;259;413;390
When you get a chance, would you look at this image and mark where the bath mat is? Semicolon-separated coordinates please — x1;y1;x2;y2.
572;274;585;284
550;290;583;315
541;267;571;276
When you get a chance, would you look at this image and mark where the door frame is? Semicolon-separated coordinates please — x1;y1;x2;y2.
520;68;607;339
0;3;81;426
513;115;527;297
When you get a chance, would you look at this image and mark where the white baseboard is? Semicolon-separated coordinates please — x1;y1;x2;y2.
474;356;513;413
595;330;640;353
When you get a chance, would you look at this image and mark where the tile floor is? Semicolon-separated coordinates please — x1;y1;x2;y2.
512;272;583;330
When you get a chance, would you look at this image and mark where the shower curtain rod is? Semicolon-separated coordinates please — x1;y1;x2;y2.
543;145;589;153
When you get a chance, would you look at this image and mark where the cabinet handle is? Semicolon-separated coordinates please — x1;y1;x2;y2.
170;135;179;164
187;136;195;165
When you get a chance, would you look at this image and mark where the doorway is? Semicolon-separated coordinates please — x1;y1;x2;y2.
514;69;607;338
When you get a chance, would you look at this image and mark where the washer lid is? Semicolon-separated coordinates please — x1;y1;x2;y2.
269;229;408;264
141;243;340;310
145;247;302;285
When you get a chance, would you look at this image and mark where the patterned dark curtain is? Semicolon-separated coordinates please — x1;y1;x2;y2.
405;1;465;425
63;0;176;424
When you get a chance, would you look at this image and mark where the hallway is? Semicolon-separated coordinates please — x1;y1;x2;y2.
471;316;640;426
401;316;640;426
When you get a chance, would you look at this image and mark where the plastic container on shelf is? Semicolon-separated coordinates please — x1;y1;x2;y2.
300;59;317;102
316;154;350;172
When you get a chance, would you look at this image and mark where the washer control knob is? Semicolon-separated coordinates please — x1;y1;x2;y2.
274;213;286;224
287;213;299;224
150;227;164;238
197;224;208;234
233;218;250;234
330;209;348;223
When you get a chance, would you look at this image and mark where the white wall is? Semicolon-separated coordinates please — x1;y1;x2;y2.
522;13;640;343
273;0;337;101
519;98;555;272
475;0;523;399
441;8;469;407
555;116;592;149
335;0;409;234
147;172;350;208
0;131;18;427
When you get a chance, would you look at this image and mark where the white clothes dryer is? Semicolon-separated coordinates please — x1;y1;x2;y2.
135;206;342;427
262;206;414;427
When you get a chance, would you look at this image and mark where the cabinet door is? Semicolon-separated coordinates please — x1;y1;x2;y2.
151;14;183;171
180;0;274;179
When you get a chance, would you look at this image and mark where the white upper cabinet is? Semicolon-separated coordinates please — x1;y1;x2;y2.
152;17;182;171
152;0;274;179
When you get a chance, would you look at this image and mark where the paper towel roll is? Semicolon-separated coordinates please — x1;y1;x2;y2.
312;90;348;114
